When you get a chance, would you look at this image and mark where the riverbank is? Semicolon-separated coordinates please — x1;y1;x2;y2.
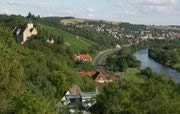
135;49;180;83
148;48;180;72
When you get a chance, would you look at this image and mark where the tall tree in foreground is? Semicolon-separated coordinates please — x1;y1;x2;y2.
0;27;25;113
94;76;180;114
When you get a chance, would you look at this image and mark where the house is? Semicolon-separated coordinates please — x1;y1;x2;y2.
59;85;97;113
116;44;121;48
93;72;120;84
93;72;109;83
60;85;81;106
46;37;54;44
16;21;38;44
74;54;92;62
80;92;96;108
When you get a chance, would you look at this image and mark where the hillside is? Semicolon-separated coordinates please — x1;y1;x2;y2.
0;14;97;113
39;24;97;51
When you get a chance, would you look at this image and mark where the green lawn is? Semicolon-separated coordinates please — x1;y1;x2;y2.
173;64;180;71
39;24;97;51
116;68;142;82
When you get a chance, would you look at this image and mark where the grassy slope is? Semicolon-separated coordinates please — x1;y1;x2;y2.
116;68;142;82
60;18;120;25
149;25;180;31
39;24;97;51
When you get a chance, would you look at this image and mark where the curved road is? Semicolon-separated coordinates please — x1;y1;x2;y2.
93;45;130;75
93;48;121;75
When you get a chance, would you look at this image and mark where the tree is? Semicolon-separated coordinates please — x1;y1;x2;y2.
94;77;180;114
13;91;56;114
0;27;24;113
0;46;25;113
141;67;153;79
49;71;69;98
118;58;128;72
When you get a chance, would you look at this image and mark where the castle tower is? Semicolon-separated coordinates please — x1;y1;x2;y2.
27;22;34;30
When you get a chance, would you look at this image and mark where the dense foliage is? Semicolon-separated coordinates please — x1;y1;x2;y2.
0;14;96;113
94;71;180;114
106;47;141;72
148;40;180;71
0;26;25;113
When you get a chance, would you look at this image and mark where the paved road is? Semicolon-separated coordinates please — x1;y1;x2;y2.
93;45;131;75
93;48;121;74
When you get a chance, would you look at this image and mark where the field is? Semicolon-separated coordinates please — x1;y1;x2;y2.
39;24;97;51
173;64;180;71
60;18;120;25
149;25;180;31
116;68;142;82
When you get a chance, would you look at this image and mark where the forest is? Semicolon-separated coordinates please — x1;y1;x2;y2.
148;40;180;71
106;47;141;72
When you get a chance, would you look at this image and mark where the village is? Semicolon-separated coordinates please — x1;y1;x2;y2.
61;20;180;43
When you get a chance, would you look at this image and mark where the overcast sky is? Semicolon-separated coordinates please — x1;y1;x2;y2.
0;0;180;25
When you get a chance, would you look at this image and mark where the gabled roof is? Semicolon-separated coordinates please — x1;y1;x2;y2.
93;72;109;81
69;85;81;96
79;54;92;59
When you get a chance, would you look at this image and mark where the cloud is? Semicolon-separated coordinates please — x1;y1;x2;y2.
124;10;137;16
7;0;48;9
136;0;177;13
86;8;95;17
137;0;176;6
87;8;95;12
88;13;94;17
0;8;10;14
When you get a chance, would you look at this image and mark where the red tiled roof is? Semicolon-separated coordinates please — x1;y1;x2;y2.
79;54;92;59
79;71;97;76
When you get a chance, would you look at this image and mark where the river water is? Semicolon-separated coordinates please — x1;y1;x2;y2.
134;49;180;83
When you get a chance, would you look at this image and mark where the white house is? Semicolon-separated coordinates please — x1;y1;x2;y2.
16;21;38;44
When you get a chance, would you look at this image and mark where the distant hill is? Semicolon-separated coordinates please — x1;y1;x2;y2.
149;25;180;31
42;16;75;23
60;18;121;25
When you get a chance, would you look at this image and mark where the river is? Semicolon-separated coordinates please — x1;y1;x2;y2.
134;49;180;83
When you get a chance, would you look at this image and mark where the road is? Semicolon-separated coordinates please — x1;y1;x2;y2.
93;45;131;75
93;48;121;75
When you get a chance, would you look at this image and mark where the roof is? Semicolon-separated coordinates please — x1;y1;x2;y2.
93;72;109;81
79;71;97;76
79;54;92;59
108;75;120;81
69;85;81;96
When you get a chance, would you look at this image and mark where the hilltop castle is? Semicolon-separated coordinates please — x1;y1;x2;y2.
15;21;38;44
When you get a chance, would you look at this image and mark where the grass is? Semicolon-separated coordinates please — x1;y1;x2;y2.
60;18;87;24
149;25;180;31
173;64;180;71
39;24;97;52
116;68;142;82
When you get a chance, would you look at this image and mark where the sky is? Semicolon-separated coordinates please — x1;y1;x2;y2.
0;0;180;25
